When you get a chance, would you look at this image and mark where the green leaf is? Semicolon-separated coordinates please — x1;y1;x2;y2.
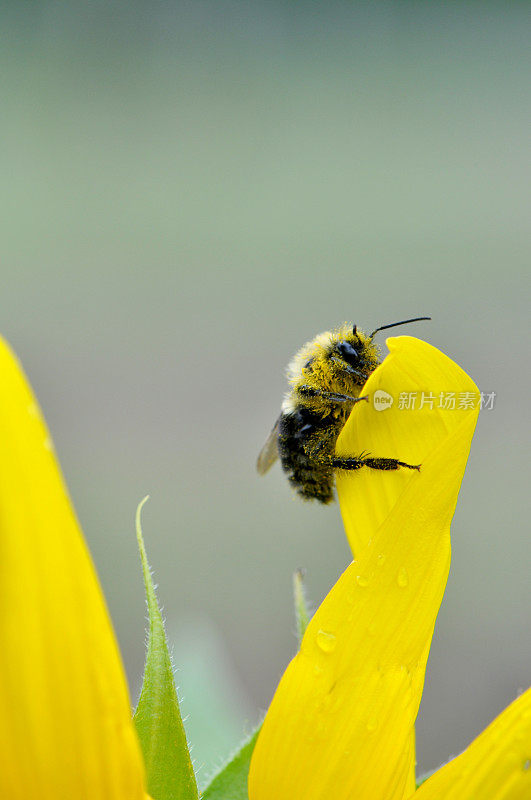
293;568;311;645
133;496;198;800
201;728;259;800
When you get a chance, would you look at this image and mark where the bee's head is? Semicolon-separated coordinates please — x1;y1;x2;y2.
329;325;379;386
335;336;362;368
333;317;430;381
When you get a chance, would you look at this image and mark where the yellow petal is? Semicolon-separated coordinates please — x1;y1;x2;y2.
0;339;145;799
414;687;531;799
249;337;478;800
336;335;478;556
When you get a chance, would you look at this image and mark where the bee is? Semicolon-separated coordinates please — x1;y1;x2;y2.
257;317;430;504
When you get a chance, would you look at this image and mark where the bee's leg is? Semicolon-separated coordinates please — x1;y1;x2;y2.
298;386;368;405
329;357;366;381
332;457;420;471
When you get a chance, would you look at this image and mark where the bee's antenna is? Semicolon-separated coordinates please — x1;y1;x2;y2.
369;316;431;340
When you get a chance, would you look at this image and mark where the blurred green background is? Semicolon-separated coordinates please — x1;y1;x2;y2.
2;0;529;783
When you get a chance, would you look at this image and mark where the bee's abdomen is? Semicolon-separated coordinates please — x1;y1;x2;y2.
277;408;341;504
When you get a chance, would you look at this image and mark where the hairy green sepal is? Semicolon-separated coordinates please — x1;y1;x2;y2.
202;728;259;800
133;496;198;800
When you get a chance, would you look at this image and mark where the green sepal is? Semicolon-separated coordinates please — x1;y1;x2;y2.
201;728;260;800
133;496;198;800
293;568;311;645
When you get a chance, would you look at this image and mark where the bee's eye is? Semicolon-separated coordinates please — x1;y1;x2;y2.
337;341;359;365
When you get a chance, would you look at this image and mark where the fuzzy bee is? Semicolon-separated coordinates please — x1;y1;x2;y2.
257;317;430;504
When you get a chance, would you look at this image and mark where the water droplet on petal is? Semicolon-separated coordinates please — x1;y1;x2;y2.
356;574;369;587
397;567;409;588
316;629;337;653
523;758;530;772
366;715;378;733
376;553;386;567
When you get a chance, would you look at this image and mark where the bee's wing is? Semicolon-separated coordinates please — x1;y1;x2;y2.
256;417;281;475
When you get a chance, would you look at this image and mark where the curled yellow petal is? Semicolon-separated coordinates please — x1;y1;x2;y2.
0;339;145;799
336;335;478;556
414;687;531;800
249;337;478;800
